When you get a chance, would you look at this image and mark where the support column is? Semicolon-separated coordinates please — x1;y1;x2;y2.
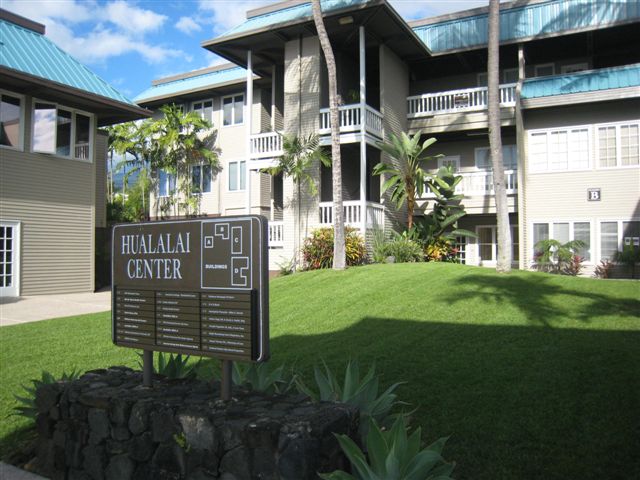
246;50;253;214
516;43;526;269
359;26;367;237
271;65;276;131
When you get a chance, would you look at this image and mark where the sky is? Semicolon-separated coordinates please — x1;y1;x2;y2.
3;0;497;101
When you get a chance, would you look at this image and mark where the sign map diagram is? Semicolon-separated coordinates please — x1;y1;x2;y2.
202;219;253;289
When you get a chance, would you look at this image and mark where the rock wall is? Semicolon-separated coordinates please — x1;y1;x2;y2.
31;367;357;480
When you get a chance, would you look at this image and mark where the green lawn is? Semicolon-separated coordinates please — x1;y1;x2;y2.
1;263;639;479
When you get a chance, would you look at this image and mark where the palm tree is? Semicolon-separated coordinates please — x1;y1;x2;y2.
373;132;441;229
488;0;512;272
312;0;345;270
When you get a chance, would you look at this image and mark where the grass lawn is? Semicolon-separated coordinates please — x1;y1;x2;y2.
1;263;639;479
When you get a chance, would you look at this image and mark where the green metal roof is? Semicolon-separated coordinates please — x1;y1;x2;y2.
134;66;248;104
217;0;369;39
413;0;640;53
521;63;640;99
0;18;137;106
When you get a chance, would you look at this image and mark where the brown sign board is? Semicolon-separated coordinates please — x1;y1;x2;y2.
111;216;269;362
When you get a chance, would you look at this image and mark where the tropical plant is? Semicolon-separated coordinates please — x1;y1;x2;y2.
487;0;513;273
276;256;297;276
320;416;455;480
13;370;81;419
295;360;405;440
302;227;367;270
563;255;585;276
615;244;640;278
138;352;201;380
593;259;614;279
424;238;459;263
533;239;586;275
374;236;423;263
232;362;295;395
373;132;441;229
312;0;346;270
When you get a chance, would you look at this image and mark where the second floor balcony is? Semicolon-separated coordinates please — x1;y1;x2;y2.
249;132;283;159
318;103;384;140
424;169;518;198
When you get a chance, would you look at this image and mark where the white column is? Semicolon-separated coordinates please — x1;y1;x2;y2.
246;50;253;214
271;65;276;131
359;26;367;236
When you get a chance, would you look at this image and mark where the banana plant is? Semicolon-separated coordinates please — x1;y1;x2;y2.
320;416;455;480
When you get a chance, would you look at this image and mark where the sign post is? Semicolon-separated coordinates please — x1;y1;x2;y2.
111;216;269;399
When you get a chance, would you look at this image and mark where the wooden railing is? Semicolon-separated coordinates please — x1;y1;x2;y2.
319;104;383;138
250;132;283;159
424;170;518;197
268;221;284;248
318;201;384;228
407;84;516;118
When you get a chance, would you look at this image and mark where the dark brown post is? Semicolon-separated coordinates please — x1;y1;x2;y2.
142;350;153;387
221;359;233;401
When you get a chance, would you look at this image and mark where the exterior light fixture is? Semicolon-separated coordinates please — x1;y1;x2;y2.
338;16;354;25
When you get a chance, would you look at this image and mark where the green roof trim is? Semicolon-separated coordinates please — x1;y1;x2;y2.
413;0;640;53
521;63;640;99
0;18;137;106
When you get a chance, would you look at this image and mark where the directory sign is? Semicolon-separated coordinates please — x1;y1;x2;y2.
111;216;269;362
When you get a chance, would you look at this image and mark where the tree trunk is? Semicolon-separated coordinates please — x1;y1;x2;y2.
488;0;512;273
312;0;345;270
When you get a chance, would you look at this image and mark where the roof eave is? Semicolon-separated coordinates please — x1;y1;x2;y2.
135;77;253;107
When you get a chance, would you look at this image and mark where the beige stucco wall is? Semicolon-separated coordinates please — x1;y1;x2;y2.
0;95;96;295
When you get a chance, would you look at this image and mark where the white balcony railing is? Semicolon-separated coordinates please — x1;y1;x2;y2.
318;201;384;228
250;132;283;159
424;170;518;197
268;221;284;248
407;83;516;118
319;103;383;138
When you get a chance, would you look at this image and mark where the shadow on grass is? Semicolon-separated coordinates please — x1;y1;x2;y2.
442;273;640;326
241;317;639;480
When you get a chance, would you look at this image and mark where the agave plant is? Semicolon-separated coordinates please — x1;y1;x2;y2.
138;352;201;379
232;362;295;395
296;360;406;439
13;370;81;419
320;416;455;480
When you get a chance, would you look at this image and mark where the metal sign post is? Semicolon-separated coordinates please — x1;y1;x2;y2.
111;216;269;400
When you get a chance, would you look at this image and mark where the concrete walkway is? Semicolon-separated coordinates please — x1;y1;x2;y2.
0;290;111;326
0;462;47;480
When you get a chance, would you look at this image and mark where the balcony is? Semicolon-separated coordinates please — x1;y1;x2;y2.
424;170;518;197
319;201;384;229
318;104;383;139
268;221;284;248
249;132;283;159
407;84;516;118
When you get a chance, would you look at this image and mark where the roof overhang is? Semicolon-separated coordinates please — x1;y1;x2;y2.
0;67;150;126
202;0;431;76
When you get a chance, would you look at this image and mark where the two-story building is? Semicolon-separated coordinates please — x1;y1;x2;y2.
135;0;640;274
0;9;148;297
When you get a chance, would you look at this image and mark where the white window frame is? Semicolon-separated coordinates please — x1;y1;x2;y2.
191;163;213;195
597;219;640;263
527;125;592;173
534;63;555;77
0;220;21;297
157;169;176;198
476;224;519;266
438;155;460;172
474;145;518;171
227;159;247;192
561;63;588;74
31;98;94;162
595;120;640;169
191;99;214;124
221;93;244;127
530;220;594;265
0;89;25;151
502;68;519;84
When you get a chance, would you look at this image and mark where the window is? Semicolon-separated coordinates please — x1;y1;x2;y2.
528;127;590;172
438;155;460;172
191;164;212;193
477;225;519;264
32;101;92;160
192;100;213;124
0;92;22;148
223;94;244;126
477;69;518;87
535;63;555;77
600;221;640;261
533;221;591;261
561;63;588;74
455;236;466;264
228;160;246;191
158;170;176;197
475;145;517;170
597;122;640;168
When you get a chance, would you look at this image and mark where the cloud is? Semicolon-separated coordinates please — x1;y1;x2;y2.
389;0;512;20
198;0;272;34
104;1;168;35
176;16;202;35
1;0;95;24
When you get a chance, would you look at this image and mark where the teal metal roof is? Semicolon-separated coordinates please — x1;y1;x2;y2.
134;66;248;103
413;0;640;53
218;0;368;38
0;18;137;106
521;63;640;99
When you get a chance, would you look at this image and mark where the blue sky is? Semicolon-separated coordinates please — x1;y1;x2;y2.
3;1;494;102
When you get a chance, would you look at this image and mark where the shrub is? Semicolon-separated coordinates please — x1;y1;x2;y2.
374;237;423;263
563;255;584;276
534;239;586;275
302;227;366;270
424;237;459;263
232;362;295;395
13;370;81;419
138;352;201;379
320;416;455;480
594;260;614;279
615;245;640;278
